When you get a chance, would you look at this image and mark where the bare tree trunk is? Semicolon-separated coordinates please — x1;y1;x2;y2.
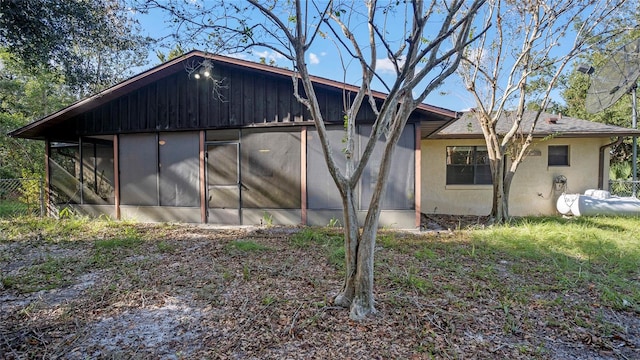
488;141;506;223
351;221;377;319
334;186;358;308
348;107;410;320
502;166;517;221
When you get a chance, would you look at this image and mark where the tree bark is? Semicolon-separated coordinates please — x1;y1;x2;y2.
334;186;358;308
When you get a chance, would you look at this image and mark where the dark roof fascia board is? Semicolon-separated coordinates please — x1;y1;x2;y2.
10;50;457;139
8;55;191;138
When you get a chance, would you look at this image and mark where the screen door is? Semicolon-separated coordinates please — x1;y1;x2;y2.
206;143;241;224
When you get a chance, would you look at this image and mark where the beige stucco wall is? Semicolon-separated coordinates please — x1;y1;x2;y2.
421;137;611;216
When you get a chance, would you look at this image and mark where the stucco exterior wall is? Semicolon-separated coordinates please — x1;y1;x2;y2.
421;137;611;216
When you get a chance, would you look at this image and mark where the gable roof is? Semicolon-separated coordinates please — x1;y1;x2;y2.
9;50;457;140
430;110;640;139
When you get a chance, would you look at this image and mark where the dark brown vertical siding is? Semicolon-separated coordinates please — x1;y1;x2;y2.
175;74;185;129
147;82;157;131
72;61;394;136
197;75;208;128
158;77;169;130
265;76;277;123
229;70;242;126
167;75;178;130
130;92;140;130
217;69;229;126
119;96;129;132
254;74;266;124
242;73;254;126
138;90;148;130
277;80;291;122
325;88;342;122
186;73;198;128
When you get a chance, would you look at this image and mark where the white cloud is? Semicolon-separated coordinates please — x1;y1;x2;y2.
253;50;285;63
309;53;320;65
375;58;404;74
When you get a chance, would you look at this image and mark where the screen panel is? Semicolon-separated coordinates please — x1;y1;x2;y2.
240;129;301;208
359;124;415;210
119;134;158;206
159;132;200;207
307;126;348;210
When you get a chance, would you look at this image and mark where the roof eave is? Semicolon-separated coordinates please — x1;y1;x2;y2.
10;50;458;139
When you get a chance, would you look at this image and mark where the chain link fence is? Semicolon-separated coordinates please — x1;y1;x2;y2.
0;178;45;218
608;180;640;197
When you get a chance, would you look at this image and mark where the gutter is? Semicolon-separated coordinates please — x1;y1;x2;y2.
599;137;624;189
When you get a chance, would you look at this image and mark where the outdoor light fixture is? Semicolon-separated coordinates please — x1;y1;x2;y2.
187;59;214;80
184;57;228;101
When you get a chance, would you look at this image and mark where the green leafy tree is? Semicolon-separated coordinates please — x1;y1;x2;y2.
1;0;153;179
0;51;76;178
0;0;153;94
156;44;187;63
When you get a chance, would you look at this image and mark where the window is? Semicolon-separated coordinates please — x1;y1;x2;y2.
548;145;569;166
446;146;491;185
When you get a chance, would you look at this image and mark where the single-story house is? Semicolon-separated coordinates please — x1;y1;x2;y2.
423;111;640;216
9;50;640;226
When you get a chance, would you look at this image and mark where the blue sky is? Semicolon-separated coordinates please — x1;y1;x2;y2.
133;4;477;112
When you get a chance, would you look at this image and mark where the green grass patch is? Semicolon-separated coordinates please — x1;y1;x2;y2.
91;235;145;268
226;240;270;253
290;227;344;271
2;257;83;293
469;216;640;310
290;227;341;248
156;240;176;253
0;216;144;242
0;200;35;218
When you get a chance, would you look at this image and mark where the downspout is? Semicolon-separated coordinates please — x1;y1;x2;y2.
599;137;623;189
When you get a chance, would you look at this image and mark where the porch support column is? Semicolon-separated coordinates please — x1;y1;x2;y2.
113;135;120;220
200;131;207;223
44;139;51;217
301;126;307;225
415;125;421;228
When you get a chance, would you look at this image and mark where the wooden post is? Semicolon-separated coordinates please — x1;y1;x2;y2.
200;131;207;223
44;140;51;217
415;125;421;228
113;135;121;220
301;126;307;225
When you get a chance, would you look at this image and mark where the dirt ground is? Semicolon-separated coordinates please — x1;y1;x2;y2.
1;220;638;359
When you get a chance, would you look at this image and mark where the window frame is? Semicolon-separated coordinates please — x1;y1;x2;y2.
548;145;570;166
445;145;492;186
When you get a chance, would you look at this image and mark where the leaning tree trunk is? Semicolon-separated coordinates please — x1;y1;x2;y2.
501;161;520;222
490;155;506;224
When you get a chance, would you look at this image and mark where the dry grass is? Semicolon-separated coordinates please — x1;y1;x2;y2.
1;217;638;359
